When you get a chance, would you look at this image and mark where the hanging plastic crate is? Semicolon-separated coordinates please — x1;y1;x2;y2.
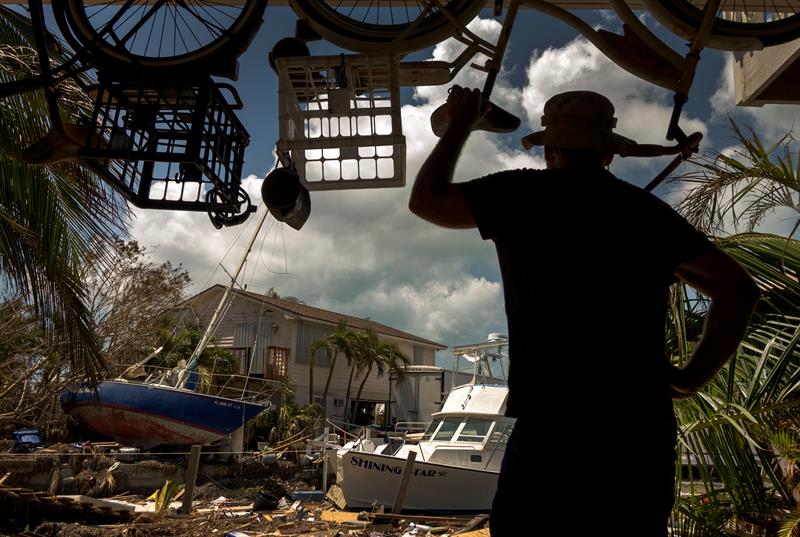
275;54;405;191
77;75;251;217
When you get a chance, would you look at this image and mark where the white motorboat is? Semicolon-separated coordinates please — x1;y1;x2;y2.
336;380;514;512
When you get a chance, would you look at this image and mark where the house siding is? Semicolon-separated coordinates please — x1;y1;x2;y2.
174;286;444;423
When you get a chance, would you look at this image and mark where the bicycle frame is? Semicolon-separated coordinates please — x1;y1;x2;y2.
0;0;85;133
0;0;744;198
0;0;256;226
408;0;724;190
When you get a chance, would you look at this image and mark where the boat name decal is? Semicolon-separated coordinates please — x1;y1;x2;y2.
350;456;443;477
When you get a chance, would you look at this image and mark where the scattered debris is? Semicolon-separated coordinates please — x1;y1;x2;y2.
0;434;493;536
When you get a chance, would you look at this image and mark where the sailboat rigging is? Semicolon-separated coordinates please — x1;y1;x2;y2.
61;209;281;449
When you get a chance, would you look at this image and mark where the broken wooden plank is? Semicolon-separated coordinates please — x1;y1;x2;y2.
456;529;491;537
454;513;490;534
57;495;135;512
325;484;346;510
367;512;474;524
182;445;202;515
196;504;254;513
391;450;416;514
320;510;360;523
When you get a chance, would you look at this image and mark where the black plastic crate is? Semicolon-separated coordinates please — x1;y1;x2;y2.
79;75;250;217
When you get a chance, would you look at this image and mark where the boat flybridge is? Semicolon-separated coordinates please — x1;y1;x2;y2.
335;334;514;512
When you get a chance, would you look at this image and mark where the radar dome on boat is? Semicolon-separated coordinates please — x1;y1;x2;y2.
487;333;507;342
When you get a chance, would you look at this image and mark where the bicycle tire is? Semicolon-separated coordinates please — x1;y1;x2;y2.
645;0;800;49
289;0;485;54
55;0;266;70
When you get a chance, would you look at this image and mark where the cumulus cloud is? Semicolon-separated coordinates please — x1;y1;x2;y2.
137;14;800;357
413;17;525;121
521;36;708;183
128;17;544;351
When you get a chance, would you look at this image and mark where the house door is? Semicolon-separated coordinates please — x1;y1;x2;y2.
350;400;378;427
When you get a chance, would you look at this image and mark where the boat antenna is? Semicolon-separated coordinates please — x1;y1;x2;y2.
178;207;271;388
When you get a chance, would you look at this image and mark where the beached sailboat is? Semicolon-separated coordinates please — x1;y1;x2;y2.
335;336;513;512
62;210;281;449
60;377;272;449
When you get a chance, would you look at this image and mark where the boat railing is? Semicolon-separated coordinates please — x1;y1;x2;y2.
107;363;288;404
322;419;359;442
323;417;377;442
394;421;429;434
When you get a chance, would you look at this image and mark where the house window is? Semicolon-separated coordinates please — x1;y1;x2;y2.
413;345;425;365
266;346;289;380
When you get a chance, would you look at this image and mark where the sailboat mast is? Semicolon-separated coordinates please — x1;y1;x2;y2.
184;208;270;373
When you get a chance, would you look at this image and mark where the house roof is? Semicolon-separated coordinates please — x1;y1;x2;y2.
177;285;447;350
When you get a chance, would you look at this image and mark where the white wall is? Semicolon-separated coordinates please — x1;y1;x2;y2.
183;288;442;423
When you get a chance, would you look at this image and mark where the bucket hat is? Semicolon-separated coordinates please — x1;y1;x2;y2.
521;91;637;154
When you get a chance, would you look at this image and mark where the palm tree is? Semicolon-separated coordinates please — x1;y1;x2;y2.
665;236;800;535
0;8;125;382
310;320;361;418
307;342;316;406
353;330;409;423
152;322;236;393
343;331;369;424
670;124;800;533
674;118;800;237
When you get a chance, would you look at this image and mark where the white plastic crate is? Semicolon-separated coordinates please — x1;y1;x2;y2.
276;54;405;191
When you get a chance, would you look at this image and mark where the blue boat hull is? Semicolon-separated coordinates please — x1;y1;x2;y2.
61;381;269;449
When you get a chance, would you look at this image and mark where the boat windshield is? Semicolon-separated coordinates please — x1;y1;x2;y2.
487;419;515;447
421;418;441;441
432;417;461;441
454;417;493;443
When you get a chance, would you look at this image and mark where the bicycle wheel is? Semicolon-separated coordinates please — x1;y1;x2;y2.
56;0;266;70
289;0;485;54
644;0;800;49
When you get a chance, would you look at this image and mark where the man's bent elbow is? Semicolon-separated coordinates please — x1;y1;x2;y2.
408;196;430;221
742;276;761;310
719;272;760;316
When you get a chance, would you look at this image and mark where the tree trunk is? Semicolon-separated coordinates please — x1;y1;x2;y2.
354;363;373;423
321;350;338;419
308;351;315;406
344;364;356;424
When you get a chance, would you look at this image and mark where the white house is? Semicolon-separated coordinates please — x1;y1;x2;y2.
172;285;447;425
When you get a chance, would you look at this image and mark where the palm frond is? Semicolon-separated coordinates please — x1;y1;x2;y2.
673;118;800;236
669;234;800;523
0;7;126;379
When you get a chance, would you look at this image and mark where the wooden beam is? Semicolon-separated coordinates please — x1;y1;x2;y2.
181;445;202;515
390;450;416;514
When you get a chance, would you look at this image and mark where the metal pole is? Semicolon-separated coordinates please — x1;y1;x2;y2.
482;0;520;98
322;426;329;493
497;344;507;380
181;208;270;379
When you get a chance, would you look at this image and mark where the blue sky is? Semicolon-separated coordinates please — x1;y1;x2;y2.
97;5;800;365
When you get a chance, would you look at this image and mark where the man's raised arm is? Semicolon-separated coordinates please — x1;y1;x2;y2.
408;86;486;229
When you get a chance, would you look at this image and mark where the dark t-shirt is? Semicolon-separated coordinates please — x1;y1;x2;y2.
460;167;713;431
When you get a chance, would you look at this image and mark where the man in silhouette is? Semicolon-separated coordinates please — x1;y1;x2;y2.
409;87;759;536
